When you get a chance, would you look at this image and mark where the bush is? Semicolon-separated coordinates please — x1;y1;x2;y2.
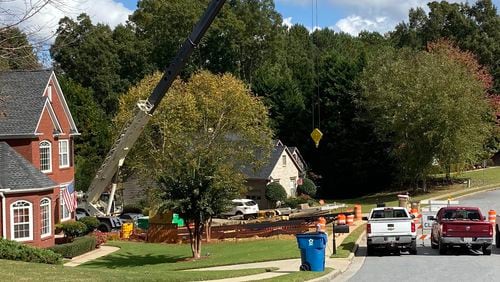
297;178;317;197
79;217;100;234
58;221;87;240
92;231;108;248
122;204;143;214
142;207;150;216
265;182;287;207
49;236;97;258
0;238;61;264
283;196;309;209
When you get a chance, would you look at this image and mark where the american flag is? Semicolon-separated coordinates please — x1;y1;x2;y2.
62;181;77;212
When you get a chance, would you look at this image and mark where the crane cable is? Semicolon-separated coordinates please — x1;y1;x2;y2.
310;0;323;148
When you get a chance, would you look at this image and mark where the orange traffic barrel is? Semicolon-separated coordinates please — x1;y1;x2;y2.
354;204;362;220
337;214;346;225
488;210;496;225
346;214;354;226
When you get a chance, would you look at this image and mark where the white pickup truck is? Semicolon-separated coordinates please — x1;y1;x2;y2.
366;207;417;255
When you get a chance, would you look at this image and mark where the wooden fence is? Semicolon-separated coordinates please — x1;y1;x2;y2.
147;219;317;243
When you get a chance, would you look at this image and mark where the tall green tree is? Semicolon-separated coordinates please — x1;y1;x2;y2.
0;27;39;70
114;71;273;258
51;14;123;114
361;48;493;190
59;77;111;191
391;0;500;92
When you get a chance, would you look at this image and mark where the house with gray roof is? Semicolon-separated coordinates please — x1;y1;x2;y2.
0;69;78;248
242;140;306;209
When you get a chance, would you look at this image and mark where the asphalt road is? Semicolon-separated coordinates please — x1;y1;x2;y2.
338;189;500;282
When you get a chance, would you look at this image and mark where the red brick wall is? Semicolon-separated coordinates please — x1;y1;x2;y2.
34;108;74;185
1;189;59;248
4;139;33;161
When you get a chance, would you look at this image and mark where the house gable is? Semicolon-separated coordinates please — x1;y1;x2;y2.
44;72;79;136
34;99;62;136
268;147;301;197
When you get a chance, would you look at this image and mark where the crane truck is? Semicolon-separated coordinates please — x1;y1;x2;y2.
77;0;227;232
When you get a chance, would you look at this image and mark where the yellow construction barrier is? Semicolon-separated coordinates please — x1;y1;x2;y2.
121;222;133;239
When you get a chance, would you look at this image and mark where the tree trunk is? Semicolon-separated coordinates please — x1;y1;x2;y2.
206;217;212;243
422;177;427;193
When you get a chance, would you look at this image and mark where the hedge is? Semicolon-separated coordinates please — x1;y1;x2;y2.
0;239;62;264
49;236;97;258
265;182;287;206
57;221;87;239
297;178;317;197
79;216;100;234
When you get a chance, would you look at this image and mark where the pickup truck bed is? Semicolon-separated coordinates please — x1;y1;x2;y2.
367;207;417;255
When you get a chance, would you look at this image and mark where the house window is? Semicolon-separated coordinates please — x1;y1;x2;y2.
60;188;71;221
11;201;33;241
40;198;51;237
39;141;52;173
290;178;297;196
282;155;286;166
59;140;69;168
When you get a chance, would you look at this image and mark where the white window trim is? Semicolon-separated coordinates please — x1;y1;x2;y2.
59;140;70;168
47;84;52;102
10;200;33;242
282;155;286;167
40;141;52;173
40;198;51;238
60;187;71;222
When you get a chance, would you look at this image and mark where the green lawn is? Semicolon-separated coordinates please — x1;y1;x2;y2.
335;167;500;213
0;238;303;281
330;224;365;258
253;267;334;282
0;259;269;281
82;238;300;271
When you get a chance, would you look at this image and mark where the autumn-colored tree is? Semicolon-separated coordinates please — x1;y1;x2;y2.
115;71;273;258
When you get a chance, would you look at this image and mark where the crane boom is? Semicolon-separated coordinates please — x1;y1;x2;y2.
84;0;226;215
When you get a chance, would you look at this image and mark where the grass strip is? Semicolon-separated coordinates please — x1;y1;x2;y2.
252;267;334;282
0;259;269;281
330;224;365;258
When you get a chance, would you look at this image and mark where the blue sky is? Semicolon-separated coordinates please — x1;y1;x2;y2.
116;0;500;35
2;0;499;43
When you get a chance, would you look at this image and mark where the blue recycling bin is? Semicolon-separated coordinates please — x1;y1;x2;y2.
295;232;327;272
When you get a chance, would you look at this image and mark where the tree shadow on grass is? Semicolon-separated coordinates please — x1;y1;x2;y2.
81;252;188;269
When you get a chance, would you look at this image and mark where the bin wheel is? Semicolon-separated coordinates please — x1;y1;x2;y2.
299;263;311;271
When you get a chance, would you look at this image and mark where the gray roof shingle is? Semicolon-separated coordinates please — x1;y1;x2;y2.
0;70;52;137
0;141;57;190
240;145;287;180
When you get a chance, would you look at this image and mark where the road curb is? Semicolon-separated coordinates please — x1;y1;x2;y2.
307;230;366;282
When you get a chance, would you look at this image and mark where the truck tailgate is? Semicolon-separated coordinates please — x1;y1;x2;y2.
370;219;413;236
443;221;492;238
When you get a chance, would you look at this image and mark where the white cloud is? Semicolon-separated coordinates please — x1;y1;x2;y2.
283;17;293;28
330;0;472;35
335;16;389;35
1;0;132;44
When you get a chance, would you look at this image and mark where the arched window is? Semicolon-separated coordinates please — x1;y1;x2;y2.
40;198;51;237
11;200;33;241
39;141;52;173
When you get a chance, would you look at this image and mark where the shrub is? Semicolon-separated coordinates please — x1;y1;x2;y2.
0;238;61;264
92;231;108;248
122;204;143;214
79;216;100;234
265;182;287;207
142;207;150;216
49;236;97;258
297;178;317;198
283;196;309;209
58;221;87;240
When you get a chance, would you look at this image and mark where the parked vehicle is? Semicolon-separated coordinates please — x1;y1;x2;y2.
366;207;417;255
119;213;144;226
221;199;259;220
430;206;493;255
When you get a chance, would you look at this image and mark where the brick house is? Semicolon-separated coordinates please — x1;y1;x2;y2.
242;140;306;209
0;70;79;247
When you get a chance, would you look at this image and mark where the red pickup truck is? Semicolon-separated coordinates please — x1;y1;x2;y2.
430;206;493;255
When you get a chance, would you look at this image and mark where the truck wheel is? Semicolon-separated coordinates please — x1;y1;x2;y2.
366;245;374;256
483;245;492;256
409;241;417;255
97;222;111;233
438;240;447;255
430;236;438;249
496;225;500;248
